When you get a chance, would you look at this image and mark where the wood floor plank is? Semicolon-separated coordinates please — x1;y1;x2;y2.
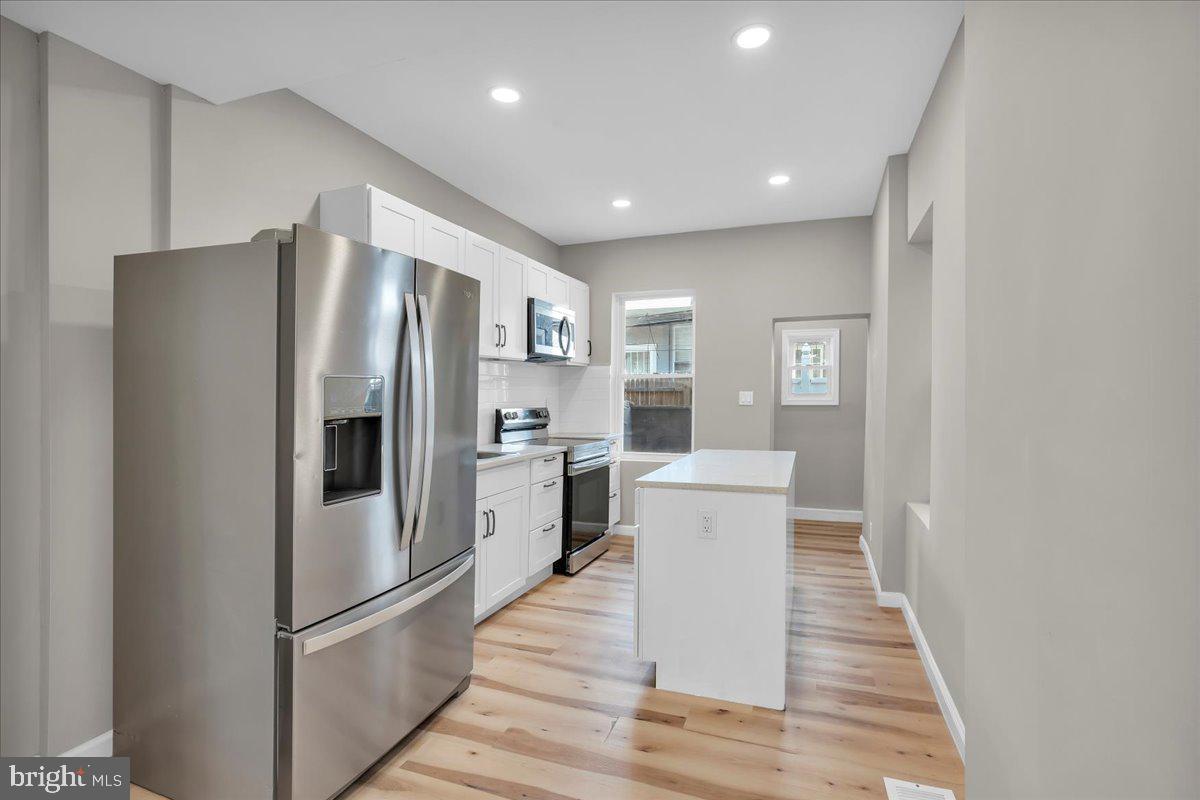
133;520;963;799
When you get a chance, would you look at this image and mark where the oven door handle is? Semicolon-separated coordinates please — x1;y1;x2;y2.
567;455;612;476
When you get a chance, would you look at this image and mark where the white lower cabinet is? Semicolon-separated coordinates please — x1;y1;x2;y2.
529;518;562;574
480;486;528;610
529;475;564;528
474;499;488;618
475;454;566;621
609;489;621;528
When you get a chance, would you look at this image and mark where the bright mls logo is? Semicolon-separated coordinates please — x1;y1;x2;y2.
1;758;128;799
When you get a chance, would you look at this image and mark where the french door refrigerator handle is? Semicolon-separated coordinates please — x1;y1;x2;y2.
414;293;436;544
400;293;424;551
301;555;474;656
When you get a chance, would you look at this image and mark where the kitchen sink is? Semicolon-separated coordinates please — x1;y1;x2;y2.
476;451;506;459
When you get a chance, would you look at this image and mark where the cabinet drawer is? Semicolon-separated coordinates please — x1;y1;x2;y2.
477;461;526;500
609;462;619;493
529;475;564;529
529;517;562;575
529;452;565;483
608;489;621;527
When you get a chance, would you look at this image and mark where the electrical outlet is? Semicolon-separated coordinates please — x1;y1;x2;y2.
738;391;754;406
698;508;716;539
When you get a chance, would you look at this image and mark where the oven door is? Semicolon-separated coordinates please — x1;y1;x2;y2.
562;455;611;572
527;298;574;361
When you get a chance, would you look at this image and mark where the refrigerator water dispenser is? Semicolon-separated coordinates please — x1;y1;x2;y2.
322;376;384;505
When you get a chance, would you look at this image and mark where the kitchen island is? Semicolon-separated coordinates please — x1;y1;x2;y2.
635;449;795;710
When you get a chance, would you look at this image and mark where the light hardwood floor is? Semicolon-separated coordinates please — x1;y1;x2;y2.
135;521;963;799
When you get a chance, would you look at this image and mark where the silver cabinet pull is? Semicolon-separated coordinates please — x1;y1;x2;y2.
543;456;557;463
609;491;618;499
494;323;501;347
542;523;556;532
400;293;423;550
415;294;436;544
488;508;495;538
302;555;474;656
542;481;558;489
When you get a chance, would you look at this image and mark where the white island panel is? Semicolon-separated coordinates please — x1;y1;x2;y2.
635;449;795;710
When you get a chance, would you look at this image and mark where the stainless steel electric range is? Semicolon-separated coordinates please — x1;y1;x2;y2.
495;407;613;574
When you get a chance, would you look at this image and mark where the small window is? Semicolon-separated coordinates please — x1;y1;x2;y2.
781;328;839;406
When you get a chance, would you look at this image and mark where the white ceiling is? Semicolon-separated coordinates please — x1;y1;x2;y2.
1;1;962;245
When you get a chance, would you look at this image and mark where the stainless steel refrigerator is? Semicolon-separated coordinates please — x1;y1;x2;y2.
113;224;479;800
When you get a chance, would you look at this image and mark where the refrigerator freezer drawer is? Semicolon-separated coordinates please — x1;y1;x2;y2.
278;550;474;800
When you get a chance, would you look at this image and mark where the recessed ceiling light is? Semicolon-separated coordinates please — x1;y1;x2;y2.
768;174;791;186
489;86;521;104
612;198;632;209
734;24;772;50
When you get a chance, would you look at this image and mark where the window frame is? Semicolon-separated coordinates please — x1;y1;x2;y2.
611;290;697;460
780;327;840;406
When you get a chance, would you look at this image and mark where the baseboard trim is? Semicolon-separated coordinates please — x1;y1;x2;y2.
857;535;964;760
789;506;862;523
611;524;638;538
858;535;902;607
61;729;112;757
898;594;965;761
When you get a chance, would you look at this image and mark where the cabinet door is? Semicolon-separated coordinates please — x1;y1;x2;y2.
569;279;590;364
547;270;570;307
496;248;527;360
368;187;422;257
475;498;489;618
422;212;465;272
608;489;621;527
465;233;500;359
525;259;551;301
485;486;527;607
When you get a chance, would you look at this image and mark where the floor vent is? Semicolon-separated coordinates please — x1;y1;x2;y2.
884;777;957;800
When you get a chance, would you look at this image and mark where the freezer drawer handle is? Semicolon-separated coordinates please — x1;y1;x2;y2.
301;555;474;656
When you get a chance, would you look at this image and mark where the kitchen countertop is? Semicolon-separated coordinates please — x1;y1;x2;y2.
476;443;567;471
636;449;795;494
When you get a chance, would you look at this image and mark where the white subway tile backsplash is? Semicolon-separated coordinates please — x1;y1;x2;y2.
476;362;613;446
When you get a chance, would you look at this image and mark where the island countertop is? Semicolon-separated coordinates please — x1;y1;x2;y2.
635;449;795;494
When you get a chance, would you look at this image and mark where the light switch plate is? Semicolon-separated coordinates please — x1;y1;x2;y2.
738;391;754;406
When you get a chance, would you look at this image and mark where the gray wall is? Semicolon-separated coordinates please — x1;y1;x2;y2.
771;318;867;511
0;15;46;757
561;218;870;456
0;20;561;755
167;87;559;266
902;25;966;718
964;2;1199;797
862;155;932;595
43;30;169;757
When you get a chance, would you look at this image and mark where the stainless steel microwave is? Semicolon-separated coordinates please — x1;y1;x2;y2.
526;297;575;361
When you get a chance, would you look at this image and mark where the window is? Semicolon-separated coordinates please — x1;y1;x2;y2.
616;293;694;455
781;328;839;406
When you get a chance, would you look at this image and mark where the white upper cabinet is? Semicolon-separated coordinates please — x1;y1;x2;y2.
464;233;499;359
319;184;423;258
496;248;527;361
422;212;465;271
526;259;569;307
569;278;590;365
319;184;587;365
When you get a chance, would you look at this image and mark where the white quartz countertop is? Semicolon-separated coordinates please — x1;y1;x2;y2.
636;449;795;494
476;443;567;471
